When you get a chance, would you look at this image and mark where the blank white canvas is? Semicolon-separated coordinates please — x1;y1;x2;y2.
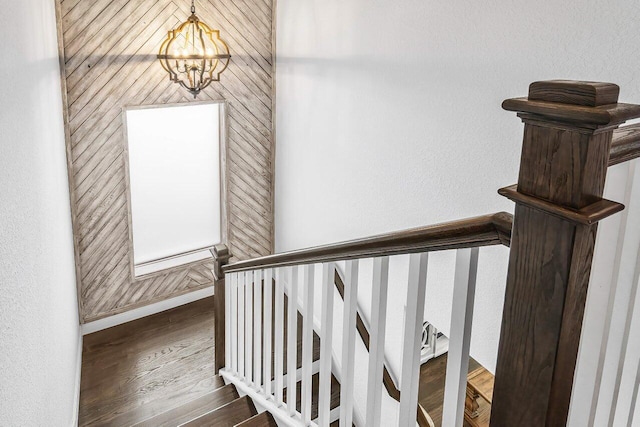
125;103;222;267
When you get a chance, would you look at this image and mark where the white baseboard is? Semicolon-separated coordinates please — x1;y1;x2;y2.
81;287;214;335
71;329;82;426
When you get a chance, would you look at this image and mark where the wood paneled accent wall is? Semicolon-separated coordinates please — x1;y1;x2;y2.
55;0;275;322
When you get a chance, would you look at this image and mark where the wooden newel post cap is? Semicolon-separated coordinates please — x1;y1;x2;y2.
502;80;640;127
528;80;619;106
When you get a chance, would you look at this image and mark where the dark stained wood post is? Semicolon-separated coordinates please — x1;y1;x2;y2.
490;80;640;426
212;244;231;373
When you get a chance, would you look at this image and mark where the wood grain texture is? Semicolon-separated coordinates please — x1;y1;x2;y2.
498;185;624;225
224;212;512;273
79;297;222;426
610;123;640;166
235;412;278;427
467;367;494;404
528;80;620;107
182;395;258;426
56;0;275;322
491;81;640;427
214;245;231;373
135;384;240;427
502;98;640;127
418;354;481;427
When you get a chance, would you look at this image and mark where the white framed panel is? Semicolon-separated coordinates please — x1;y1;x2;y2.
123;101;226;277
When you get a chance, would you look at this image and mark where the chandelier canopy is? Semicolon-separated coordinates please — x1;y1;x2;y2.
158;0;230;98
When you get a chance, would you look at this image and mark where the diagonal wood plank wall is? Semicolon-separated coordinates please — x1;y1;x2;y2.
55;0;275;322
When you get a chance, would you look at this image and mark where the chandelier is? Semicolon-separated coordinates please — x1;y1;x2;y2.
158;0;231;98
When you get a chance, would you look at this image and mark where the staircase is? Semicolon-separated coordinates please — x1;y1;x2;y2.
132;288;341;427
209;80;640;427
133;376;277;426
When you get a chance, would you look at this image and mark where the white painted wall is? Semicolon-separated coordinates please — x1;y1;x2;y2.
274;0;640;375
0;0;82;425
275;0;640;422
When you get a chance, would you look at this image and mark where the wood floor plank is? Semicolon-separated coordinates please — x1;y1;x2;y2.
235;411;278;427
79;298;220;426
181;396;258;427
418;354;481;427
134;384;239;427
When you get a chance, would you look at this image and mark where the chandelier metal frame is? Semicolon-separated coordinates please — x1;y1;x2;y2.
157;0;231;97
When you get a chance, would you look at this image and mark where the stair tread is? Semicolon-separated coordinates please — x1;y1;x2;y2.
234;411;277;427
182;395;258;427
134;382;238;427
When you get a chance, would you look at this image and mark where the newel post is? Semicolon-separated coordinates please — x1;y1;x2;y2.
490;81;640;426
212;244;231;373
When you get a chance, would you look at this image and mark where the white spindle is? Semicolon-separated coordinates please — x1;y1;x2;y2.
442;247;479;427
399;253;429;427
274;268;285;404
587;160;639;426
629;358;640;427
319;262;337;426
245;271;254;382
339;260;359;427
254;269;263;387
286;266;299;415
238;271;245;378
301;264;315;424
365;256;390;427
230;272;238;373
263;268;273;395
225;270;232;371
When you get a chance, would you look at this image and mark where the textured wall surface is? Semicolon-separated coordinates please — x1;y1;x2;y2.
0;0;82;424
274;0;640;402
57;0;274;322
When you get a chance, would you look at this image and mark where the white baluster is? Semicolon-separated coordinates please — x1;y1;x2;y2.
274;268;285;404
238;271;245;378
365;256;390;427
442;247;479;427
339;260;359;427
263;268;273;395
245;271;253;383
287;266;299;416
302;264;315;424
628;357;640;427
225;271;232;372
254;269;263;387
399;253;429;427
319;262;336;426
230;272;238;373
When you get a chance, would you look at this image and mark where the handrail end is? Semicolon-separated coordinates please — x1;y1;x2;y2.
491;211;513;248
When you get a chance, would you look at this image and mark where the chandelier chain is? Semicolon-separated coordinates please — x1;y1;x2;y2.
191;0;195;14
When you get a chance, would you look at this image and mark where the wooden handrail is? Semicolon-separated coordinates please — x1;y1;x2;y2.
610;123;640;166
224;212;513;273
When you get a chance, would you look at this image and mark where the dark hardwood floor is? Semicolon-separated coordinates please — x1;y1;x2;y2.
79;297;219;426
79;294;482;427
418;354;481;427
